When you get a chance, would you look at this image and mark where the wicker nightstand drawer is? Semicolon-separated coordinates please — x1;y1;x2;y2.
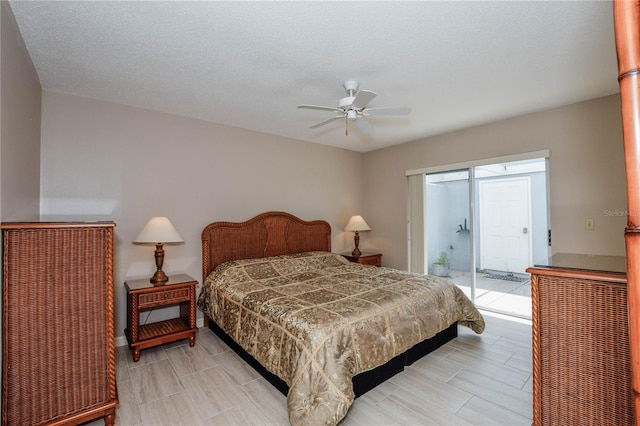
357;255;382;266
138;287;190;308
342;252;382;267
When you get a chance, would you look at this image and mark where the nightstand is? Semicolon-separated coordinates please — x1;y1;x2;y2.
124;273;197;362
342;252;382;267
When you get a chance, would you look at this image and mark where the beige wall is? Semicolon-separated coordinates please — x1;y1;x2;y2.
1;1;41;221
39;91;365;338
0;2;42;409
364;94;627;269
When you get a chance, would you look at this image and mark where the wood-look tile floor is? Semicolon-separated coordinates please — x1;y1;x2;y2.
87;312;532;425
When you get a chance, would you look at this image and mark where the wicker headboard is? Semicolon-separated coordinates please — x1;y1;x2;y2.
202;211;332;280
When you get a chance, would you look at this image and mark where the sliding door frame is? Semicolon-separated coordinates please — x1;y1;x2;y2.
406;149;550;311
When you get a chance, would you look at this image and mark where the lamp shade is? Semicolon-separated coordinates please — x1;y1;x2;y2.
344;215;371;232
133;217;183;244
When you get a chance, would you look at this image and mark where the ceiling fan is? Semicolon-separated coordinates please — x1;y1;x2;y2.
298;81;411;135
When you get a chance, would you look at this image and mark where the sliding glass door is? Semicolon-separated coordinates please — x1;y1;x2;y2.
417;156;548;319
425;170;474;300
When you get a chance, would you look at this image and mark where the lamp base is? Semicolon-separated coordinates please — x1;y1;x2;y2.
151;243;168;285
150;269;169;286
352;231;362;256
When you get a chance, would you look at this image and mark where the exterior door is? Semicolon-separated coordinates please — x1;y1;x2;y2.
479;177;532;273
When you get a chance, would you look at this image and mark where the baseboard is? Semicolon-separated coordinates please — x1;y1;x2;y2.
115;317;205;347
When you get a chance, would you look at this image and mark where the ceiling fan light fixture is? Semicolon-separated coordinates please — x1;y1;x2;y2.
298;80;411;132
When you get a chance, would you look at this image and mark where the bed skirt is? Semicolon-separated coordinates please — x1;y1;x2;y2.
206;316;457;397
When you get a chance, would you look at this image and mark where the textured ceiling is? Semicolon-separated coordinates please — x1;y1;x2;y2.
9;0;620;152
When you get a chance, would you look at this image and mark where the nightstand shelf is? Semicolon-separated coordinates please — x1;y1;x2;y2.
138;318;191;341
125;274;197;362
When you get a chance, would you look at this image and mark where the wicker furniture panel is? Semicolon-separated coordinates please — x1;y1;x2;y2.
529;265;633;426
202;211;331;279
342;252;382;267
138;287;190;308
2;222;118;426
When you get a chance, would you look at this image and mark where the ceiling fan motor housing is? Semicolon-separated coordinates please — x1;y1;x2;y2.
340;81;360;119
339;96;357;109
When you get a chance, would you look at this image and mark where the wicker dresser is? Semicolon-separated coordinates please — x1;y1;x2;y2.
527;253;633;426
2;222;118;425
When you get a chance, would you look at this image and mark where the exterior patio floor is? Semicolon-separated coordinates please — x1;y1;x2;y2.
448;269;532;319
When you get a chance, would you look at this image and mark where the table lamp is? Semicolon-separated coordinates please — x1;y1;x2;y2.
133;217;184;285
344;215;371;256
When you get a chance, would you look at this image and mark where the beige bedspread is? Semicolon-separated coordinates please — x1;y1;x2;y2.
197;251;484;425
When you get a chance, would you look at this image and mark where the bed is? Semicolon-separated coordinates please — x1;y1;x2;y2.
197;211;485;425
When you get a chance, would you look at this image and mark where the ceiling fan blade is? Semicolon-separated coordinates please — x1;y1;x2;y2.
355;117;373;134
363;107;412;116
310;115;344;129
298;104;342;112
351;90;377;109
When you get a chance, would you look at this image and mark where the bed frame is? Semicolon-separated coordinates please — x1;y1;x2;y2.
201;211;457;397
